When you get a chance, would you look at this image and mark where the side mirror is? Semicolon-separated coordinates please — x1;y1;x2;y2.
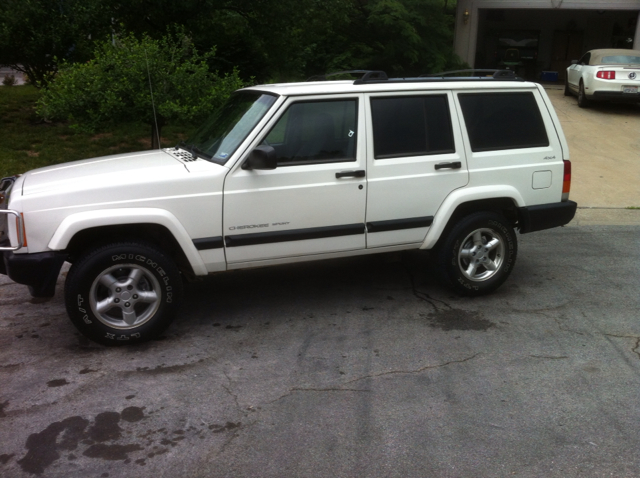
571;60;578;65
242;145;277;170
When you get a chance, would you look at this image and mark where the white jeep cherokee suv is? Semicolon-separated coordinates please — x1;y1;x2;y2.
0;70;577;345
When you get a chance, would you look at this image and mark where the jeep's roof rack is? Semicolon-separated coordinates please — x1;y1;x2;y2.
353;68;524;85
306;70;388;82
306;69;524;84
420;69;520;79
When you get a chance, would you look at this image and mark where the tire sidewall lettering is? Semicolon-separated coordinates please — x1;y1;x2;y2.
67;243;183;345
103;332;142;341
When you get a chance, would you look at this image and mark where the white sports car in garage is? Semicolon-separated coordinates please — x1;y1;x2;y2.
565;48;640;108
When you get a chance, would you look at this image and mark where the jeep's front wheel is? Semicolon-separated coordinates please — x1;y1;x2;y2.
436;212;517;296
65;242;183;345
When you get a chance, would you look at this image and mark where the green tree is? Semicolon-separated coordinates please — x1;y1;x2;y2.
0;0;109;87
1;0;462;86
107;0;353;82
305;0;464;78
37;31;245;148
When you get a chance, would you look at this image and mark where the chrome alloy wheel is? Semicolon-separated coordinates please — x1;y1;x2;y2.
457;228;505;281
89;264;161;329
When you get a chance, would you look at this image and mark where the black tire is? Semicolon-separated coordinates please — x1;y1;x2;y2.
435;212;517;296
564;80;571;97
578;81;589;108
65;242;183;345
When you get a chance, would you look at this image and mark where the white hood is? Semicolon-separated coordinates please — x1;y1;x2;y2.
21;150;185;196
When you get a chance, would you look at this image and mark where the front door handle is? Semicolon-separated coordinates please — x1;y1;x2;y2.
434;161;462;170
336;170;366;178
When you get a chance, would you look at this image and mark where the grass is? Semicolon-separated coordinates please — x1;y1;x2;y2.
0;86;196;178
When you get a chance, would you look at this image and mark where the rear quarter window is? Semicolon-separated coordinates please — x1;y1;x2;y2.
458;92;549;153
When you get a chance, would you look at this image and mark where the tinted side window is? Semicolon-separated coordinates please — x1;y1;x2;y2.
371;95;455;159
264;99;357;165
458;93;549;152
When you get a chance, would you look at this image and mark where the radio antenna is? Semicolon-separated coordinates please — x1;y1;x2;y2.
144;48;161;149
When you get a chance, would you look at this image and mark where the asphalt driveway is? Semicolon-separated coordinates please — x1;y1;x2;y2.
0;84;639;478
1;226;640;478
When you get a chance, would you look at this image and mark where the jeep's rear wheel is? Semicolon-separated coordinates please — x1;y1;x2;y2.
436;212;517;296
65;242;183;345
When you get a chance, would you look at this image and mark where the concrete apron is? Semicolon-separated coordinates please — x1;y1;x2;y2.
545;87;640;226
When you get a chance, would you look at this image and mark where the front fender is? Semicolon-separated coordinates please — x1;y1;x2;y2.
47;208;207;275
420;186;525;250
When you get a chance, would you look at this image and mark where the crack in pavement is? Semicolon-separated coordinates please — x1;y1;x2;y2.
529;355;569;360
214;369;262;457
404;266;452;312
218;425;243;455
527;310;586;336
537;311;640;362
266;353;480;406
553;317;586;336
290;387;371;393
603;334;640;360
265;386;372;405
344;352;481;385
222;369;242;413
265;353;480;406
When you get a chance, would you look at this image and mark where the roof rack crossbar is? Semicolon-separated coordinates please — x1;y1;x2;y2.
355;70;388;83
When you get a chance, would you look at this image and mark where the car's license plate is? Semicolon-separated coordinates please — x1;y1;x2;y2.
622;85;638;94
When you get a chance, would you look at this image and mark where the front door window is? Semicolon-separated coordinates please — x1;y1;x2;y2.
264;99;358;165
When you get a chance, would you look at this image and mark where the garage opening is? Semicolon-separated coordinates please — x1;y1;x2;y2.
474;9;639;81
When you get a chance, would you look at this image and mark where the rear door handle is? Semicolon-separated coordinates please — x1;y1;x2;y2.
434;161;461;170
336;170;366;178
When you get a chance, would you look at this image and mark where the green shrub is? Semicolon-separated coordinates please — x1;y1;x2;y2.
37;31;245;144
2;74;17;86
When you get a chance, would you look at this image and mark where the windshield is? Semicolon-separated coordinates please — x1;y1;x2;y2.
183;92;278;164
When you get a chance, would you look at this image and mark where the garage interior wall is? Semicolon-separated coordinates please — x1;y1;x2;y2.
455;3;640;81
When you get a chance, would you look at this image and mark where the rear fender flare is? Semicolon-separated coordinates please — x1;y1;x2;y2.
420;186;525;250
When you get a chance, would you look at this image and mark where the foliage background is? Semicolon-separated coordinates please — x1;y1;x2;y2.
0;0;462;174
1;0;461;84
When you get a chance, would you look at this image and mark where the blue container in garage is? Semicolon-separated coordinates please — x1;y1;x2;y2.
541;71;558;82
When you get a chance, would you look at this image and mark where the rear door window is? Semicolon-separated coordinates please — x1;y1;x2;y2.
457;92;549;152
370;95;455;159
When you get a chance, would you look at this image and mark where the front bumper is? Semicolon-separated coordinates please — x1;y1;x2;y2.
1;249;67;297
518;201;577;234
